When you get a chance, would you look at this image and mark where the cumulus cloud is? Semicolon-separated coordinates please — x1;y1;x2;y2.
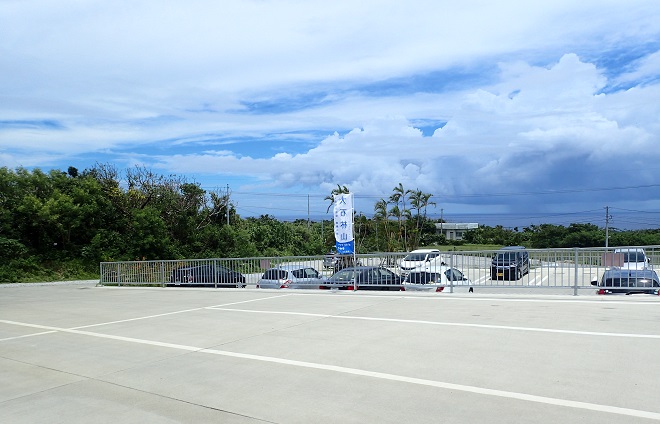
1;1;660;216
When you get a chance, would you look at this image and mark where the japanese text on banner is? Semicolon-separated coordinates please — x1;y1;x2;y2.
333;193;354;254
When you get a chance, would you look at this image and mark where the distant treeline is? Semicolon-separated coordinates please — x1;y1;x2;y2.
1;165;659;282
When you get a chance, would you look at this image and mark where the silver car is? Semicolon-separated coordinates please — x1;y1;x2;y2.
257;264;326;289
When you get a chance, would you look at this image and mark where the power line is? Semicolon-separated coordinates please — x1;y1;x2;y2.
220;183;660;200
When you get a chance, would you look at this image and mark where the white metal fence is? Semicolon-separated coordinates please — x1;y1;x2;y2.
99;246;660;295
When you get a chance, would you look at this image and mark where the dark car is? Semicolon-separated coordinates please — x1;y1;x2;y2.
320;266;402;291
169;264;246;288
591;269;660;295
490;246;530;280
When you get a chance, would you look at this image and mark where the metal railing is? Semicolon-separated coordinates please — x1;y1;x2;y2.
99;246;660;295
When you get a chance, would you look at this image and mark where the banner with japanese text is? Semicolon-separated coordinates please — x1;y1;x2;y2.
333;193;354;254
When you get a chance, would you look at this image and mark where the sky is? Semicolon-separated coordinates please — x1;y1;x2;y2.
2;0;660;229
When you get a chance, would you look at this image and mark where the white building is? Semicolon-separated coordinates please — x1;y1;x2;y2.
435;223;479;241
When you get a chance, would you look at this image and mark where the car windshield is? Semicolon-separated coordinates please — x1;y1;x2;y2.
291;269;306;278
404;253;428;261
445;269;464;281
330;269;356;282
622;252;645;262
495;252;519;261
603;276;658;287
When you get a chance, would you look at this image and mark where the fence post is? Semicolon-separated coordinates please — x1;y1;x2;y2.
214;258;218;288
449;253;454;293
573;248;579;296
117;263;121;287
161;261;165;288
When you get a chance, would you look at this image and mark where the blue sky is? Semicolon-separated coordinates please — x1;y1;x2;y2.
2;0;660;229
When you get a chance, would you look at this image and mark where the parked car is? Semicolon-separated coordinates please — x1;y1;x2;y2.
169;264;246;287
399;249;443;276
257;264;326;289
402;266;472;292
320;266;402;291
323;248;338;269
490;246;530;280
613;248;651;270
591;268;660;295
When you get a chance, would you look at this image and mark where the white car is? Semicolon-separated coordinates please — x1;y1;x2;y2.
257;264;326;289
613;248;651;270
401;266;472;292
399;249;444;276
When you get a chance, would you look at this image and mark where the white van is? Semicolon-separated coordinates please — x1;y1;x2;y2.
613;248;651;270
399;249;444;275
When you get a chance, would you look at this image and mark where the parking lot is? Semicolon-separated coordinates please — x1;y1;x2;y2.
100;247;657;294
1;282;660;423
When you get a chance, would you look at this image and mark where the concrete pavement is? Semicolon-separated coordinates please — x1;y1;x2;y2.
1;283;660;423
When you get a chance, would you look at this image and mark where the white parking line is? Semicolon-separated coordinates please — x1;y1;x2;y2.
0;294;293;342
1;318;659;421
285;291;660;305
528;275;549;286
0;330;57;342
206;308;660;339
72;293;293;330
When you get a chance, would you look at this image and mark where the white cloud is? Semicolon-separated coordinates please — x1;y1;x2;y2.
2;1;660;216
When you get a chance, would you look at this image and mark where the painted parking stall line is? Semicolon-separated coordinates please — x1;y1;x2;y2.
0;294;293;342
206;307;660;339
72;293;293;330
0;318;659;421
0;330;58;342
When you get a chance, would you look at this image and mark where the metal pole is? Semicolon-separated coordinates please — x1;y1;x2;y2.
449;253;454;293
352;194;357;292
573;248;579;296
440;208;444;239
213;258;218;288
604;206;609;248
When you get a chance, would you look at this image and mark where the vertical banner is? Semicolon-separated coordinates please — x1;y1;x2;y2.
333;193;354;254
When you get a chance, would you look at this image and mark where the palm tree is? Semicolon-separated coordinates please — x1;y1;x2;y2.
389;183;412;250
420;192;436;220
387;204;402;249
325;184;350;213
373;198;388;251
409;189;436;248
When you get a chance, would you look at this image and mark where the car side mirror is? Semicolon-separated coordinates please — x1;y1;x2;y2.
590;279;598;286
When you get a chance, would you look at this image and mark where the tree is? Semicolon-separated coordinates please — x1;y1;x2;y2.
324;184;350;212
389;183;412;250
409;189;436;248
373;198;389;251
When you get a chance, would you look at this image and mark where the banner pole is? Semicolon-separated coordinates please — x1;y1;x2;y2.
353;195;357;291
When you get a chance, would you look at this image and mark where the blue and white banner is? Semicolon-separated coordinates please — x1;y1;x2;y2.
333;193;354;254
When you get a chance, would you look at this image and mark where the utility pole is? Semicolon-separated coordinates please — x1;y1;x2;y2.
440;208;444;238
604;206;611;247
226;184;230;226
